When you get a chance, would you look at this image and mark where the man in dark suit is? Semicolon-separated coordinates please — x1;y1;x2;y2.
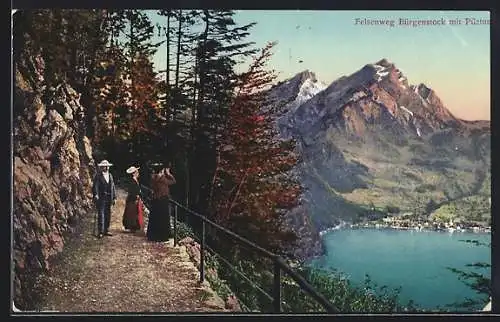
92;160;117;238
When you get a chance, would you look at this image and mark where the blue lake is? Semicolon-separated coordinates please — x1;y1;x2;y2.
310;228;491;311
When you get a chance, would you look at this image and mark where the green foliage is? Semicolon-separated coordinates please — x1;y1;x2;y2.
204;254;234;298
430;195;490;224
203;249;414;313
385;205;400;214
175;220;195;240
211;42;301;254
445;239;491;310
478;172;491;196
13;9;109;88
188;9;259;217
415;184;437;193
122;10;163;59
280;268;413;313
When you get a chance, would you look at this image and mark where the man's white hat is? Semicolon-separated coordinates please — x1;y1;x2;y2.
126;166;140;174
98;160;113;167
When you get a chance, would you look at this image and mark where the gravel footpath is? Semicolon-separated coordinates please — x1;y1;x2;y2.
31;189;228;313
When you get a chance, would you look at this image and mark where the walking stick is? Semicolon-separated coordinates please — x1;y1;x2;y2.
93;200;99;237
94;205;98;237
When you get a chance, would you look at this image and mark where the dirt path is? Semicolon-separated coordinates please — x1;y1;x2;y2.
32;189;228;312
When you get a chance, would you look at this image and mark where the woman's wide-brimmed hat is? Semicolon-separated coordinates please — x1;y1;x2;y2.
126;166;140;174
97;160;113;167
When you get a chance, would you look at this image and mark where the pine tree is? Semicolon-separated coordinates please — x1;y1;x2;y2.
154;9;196;164
211;42;300;254
90;44;128;142
156;9;175;139
123;10;161;61
157;10;173;96
104;10;162;159
165;10;203;209
127;53;162;135
190;10;257;216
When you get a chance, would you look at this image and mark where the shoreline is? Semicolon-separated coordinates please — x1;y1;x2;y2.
319;223;491;236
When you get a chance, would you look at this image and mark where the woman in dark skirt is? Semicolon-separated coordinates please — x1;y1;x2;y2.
122;165;144;233
147;166;176;242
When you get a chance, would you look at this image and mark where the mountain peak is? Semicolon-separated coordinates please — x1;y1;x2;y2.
416;83;432;100
265;69;327;126
293;69;318;83
375;58;393;68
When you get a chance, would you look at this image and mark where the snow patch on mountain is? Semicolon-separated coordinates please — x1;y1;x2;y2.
349;91;368;103
376;71;389;78
267;70;326;115
373;64;386;71
420;96;429;107
374;65;390;82
293;78;328;113
275;77;327;137
399;105;413;117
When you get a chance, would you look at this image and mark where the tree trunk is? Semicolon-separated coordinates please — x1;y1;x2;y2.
166;12;171;96
174;10;183;91
189;54;199;213
129;13;134;92
196;10;209;124
164;11;171;151
185;156;190;208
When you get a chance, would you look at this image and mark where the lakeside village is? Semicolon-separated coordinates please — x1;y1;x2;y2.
320;212;491;236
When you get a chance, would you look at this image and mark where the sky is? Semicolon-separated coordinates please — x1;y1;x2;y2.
149;10;490;121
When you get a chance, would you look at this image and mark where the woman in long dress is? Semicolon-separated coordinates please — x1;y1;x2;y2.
147;166;176;241
122;166;144;233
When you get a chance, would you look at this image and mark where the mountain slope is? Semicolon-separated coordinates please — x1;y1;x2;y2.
266;59;490;231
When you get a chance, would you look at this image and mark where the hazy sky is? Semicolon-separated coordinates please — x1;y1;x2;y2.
149;10;490;121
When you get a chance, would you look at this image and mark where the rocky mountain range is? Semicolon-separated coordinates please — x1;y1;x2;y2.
266;58;490;235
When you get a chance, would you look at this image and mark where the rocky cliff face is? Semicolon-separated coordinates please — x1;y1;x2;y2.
13;50;95;309
282;203;324;259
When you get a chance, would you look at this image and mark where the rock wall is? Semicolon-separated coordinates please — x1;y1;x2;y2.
179;237;242;311
13;52;95;309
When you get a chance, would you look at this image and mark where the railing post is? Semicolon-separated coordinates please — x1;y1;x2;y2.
138;187;337;313
200;220;205;283
273;259;281;313
173;204;178;247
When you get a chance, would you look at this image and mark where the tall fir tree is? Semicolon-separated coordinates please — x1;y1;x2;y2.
190;10;257;217
211;42;300;255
